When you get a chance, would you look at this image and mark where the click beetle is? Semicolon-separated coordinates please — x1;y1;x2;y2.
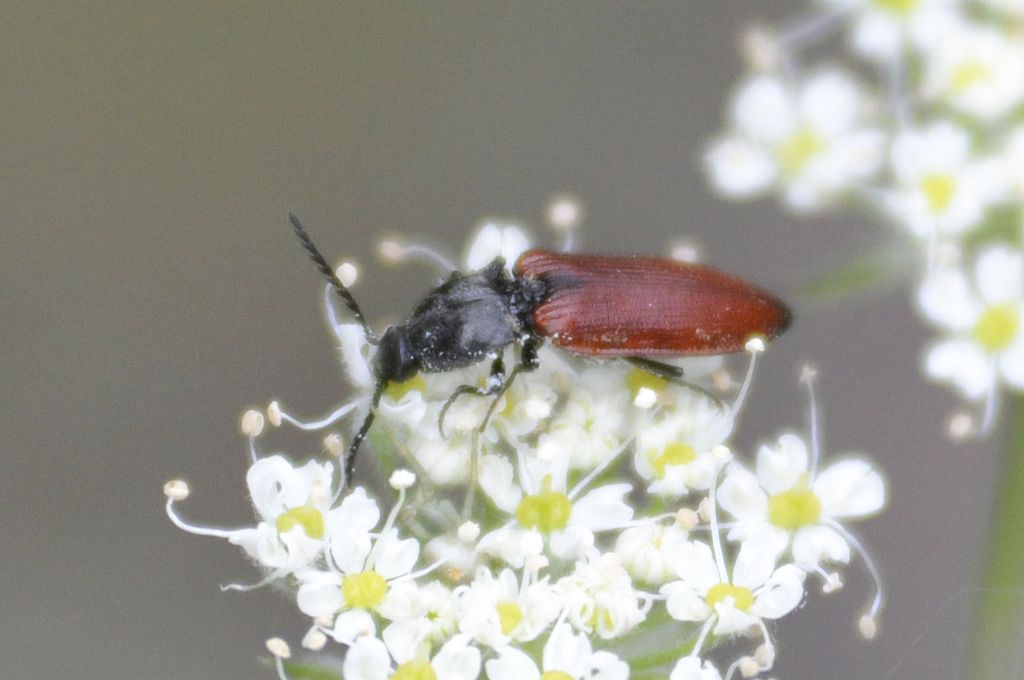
288;213;791;482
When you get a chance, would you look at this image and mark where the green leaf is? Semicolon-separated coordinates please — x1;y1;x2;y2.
797;242;912;304
282;661;344;680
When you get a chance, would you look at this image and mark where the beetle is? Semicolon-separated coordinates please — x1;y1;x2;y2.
288;213;791;483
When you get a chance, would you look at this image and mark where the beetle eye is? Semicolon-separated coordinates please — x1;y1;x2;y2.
375;328;418;384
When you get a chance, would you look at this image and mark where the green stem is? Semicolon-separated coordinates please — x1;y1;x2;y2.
966;394;1024;678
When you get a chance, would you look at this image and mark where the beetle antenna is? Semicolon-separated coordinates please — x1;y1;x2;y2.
288;212;378;344
344;381;385;486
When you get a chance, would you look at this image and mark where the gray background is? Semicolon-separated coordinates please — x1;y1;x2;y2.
0;2;1005;678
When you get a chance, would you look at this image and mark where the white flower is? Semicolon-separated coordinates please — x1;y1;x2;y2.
706;69;885;211
614;522;692;585
557;553;651;640
922;22;1024;121
478;449;634;564
919;245;1024;400
632;389;733;497
296;527;420;644
717;433;885;568
343;634;481;680
886;121;1006;237
485;623;629;680
166;455;376;577
816;0;962;61
456;566;561;648
660;537;806;637
537;376;630;471
380;581;461;663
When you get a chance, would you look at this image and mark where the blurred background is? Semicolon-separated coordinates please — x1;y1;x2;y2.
0;2;1008;678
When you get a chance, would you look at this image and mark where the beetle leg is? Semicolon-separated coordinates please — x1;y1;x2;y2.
438;355;507;438
519;334;541;370
626;356;685;380
626;357;725;408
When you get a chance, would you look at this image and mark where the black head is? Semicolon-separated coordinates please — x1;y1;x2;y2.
374;326;419;385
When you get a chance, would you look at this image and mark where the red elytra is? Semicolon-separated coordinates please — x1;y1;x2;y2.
515;250;792;356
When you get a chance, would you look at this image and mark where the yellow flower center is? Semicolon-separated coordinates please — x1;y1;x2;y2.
341;570;389;609
515;475;572;533
497;601;524;635
650;441;697;479
951;60;992;94
706;582;755;611
974;304;1020;352
920;174;956;214
874;0;918;15
626;368;669;400
768;483;822;530
385;373;427;400
275;505;324;539
778;127;825;177
391;661;437;680
541;673;574;680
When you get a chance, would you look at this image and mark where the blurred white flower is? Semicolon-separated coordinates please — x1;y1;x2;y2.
485;623;629;680
557;552;652;640
816;0;962;61
886;121;1007;237
615;521;692;585
456;566;561;648
922;21;1024;121
706;69;885;211
919;245;1024;401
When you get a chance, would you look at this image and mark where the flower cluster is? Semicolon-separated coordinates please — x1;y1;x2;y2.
706;0;1024;435
166;218;886;679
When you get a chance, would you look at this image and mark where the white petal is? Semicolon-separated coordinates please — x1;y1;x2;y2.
543;623;592;677
590;651;630;680
799;70;861;138
331;486;381;534
343;636;391;680
792;525;851;568
479;453;522;514
712;601;759;635
571;483;634;530
705;138;778;197
925;339;996;400
333;609;377;645
717;465;768;522
998;335;1024;388
756;433;809;494
814;459;886;518
660;581;712;622
246;455;297;520
432;635;482;680
731;536;777;590
671;657;723;680
337;322;374;389
370;529;420;580
465;223;531;272
296;570;343;618
917;269;980;331
976;246;1024;305
485;647;540;680
670;540;722;593
751;564;806;620
732;75;796;142
329;529;373;575
549;525;595;561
